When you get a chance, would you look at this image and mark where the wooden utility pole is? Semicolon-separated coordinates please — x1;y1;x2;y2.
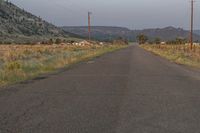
190;0;194;50
88;12;92;41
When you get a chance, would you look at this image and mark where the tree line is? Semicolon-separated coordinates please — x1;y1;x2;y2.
136;34;189;45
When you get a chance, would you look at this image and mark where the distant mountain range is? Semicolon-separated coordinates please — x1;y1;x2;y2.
62;26;200;42
0;0;75;43
61;26;134;41
194;30;200;36
1;0;200;44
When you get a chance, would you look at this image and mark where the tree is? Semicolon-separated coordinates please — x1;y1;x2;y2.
48;38;54;45
0;0;3;5
154;38;161;44
113;37;128;45
175;38;187;44
137;34;148;44
55;38;62;44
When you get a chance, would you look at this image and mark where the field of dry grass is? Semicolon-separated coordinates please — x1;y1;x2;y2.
141;44;200;68
0;44;127;86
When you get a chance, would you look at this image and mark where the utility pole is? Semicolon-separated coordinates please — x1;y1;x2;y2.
190;0;194;50
88;12;92;41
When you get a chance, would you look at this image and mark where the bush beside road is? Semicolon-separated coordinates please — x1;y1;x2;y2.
0;43;127;86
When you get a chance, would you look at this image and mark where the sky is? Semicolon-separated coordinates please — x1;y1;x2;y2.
9;0;200;30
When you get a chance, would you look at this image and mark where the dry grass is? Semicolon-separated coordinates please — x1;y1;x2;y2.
140;44;200;68
0;44;127;86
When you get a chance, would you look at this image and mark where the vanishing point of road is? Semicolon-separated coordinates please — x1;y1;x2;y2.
0;45;200;133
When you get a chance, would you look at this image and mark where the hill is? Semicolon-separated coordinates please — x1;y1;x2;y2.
194;30;200;36
61;26;134;41
0;0;75;43
61;26;200;42
135;26;200;41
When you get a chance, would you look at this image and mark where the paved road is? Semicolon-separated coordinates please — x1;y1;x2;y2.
0;45;200;133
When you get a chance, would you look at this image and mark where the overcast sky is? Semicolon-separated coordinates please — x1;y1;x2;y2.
9;0;200;30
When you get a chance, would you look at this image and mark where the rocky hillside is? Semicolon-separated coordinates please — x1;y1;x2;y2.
0;0;73;43
62;26;200;42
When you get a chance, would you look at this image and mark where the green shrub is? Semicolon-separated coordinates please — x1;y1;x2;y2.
4;62;22;71
55;38;62;44
48;38;54;45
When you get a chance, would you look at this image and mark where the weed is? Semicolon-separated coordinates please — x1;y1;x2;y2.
0;44;127;86
141;44;200;68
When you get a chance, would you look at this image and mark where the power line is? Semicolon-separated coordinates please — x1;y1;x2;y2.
41;0;86;16
58;0;89;13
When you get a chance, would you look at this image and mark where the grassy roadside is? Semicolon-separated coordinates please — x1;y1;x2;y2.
0;44;127;86
140;44;200;69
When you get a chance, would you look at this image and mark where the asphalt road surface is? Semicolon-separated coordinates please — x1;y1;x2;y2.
0;45;200;133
